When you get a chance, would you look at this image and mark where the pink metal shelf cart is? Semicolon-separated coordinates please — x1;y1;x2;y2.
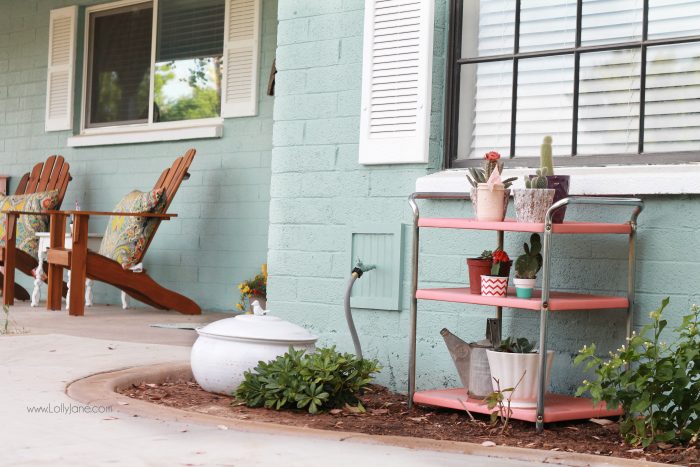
407;193;644;432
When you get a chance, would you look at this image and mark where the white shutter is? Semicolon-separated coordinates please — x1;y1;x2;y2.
221;0;261;118
359;0;435;165
45;6;77;132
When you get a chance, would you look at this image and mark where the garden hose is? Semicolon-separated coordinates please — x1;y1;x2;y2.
344;260;376;359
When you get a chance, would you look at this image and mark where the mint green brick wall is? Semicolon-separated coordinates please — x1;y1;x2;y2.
0;0;277;310
269;1;700;394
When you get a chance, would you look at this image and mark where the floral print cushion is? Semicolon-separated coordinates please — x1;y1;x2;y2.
98;189;165;269
0;190;60;259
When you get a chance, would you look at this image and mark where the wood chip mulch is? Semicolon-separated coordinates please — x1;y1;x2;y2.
118;381;699;465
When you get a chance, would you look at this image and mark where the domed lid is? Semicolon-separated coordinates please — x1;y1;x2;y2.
196;314;318;344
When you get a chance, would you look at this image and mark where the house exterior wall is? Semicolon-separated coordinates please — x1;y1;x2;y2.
269;0;700;394
0;0;278;310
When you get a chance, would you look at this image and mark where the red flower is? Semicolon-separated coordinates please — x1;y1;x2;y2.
492;249;510;264
485;151;501;161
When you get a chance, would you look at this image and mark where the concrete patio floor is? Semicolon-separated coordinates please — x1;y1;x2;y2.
1;303;649;466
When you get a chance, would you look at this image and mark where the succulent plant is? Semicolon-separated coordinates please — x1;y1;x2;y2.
514;233;543;279
540;135;554;176
466;167;518;189
524;167;548;189
496;336;536;353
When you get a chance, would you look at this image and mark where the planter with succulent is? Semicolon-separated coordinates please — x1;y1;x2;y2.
514;166;555;223
513;234;543;298
480;249;512;297
467;249;511;295
466;151;517;222
486;337;555;408
535;136;570;223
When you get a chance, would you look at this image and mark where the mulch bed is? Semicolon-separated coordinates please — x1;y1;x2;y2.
119;380;699;465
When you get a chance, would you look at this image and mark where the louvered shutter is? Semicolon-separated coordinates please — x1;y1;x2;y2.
45;6;77;132
359;0;434;165
221;0;261;118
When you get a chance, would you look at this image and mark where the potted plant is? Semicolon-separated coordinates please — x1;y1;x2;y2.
480;249;511;297
513;234;542;298
514;167;555;223
467;250;493;294
538;136;570;223
236;264;267;312
466;151;517;222
486;337;555;408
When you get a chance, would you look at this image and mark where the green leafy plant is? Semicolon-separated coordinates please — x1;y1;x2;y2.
496;336;535;353
575;298;700;447
514;234;543;279
235;346;381;414
484;373;525;434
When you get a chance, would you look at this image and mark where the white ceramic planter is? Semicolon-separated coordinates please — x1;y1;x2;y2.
513;278;536;298
485;349;555;408
475;183;506;221
481;275;508;297
191;314;318;395
471;186;510;221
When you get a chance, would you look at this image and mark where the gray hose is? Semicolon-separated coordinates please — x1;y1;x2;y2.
344;273;363;359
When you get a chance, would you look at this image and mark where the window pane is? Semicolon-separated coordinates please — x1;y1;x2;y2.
578;49;640;155
645;43;700;153
154;0;225;122
88;4;153;127
648;0;700;40
462;0;515;57
581;0;642;46
457;61;512;160
519;0;577;53
515;55;574;157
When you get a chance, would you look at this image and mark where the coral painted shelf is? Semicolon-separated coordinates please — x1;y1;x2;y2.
413;389;623;423
418;218;632;235
416;287;628;311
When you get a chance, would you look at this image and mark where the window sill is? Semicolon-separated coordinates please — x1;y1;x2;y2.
416;164;700;196
66;122;223;147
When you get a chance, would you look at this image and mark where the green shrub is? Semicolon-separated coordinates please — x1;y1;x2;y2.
235;346;381;414
575;298;700;447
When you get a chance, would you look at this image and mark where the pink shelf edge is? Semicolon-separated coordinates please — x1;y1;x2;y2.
418;218;632;234
413;388;622;423
416;287;629;311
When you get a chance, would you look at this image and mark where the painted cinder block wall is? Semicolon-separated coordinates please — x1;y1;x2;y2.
269;0;700;394
0;0;278;309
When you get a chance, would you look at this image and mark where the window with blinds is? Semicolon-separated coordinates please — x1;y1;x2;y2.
450;0;700;166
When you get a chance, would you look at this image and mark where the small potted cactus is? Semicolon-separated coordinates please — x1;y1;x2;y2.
466;151;517;222
514;168;555;223
467;249;511;294
480;249;511;297
513;234;542;298
537;136;570;223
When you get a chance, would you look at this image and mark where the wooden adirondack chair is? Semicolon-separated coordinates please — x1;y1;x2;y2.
42;149;200;316
0;155;72;302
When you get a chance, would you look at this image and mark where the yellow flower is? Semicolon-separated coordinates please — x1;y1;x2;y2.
236;303;244;310
241;285;250;294
262;263;267;278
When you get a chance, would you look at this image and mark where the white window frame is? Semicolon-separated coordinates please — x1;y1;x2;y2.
68;0;224;147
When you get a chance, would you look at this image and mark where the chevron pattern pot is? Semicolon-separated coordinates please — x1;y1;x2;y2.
480;275;508;297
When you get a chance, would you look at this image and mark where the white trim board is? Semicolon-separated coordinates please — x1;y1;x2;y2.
67;123;222;147
416;164;700;196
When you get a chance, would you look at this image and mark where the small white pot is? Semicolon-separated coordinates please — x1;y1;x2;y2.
481;275;508;297
191;314;318;395
476;183;506;221
486;349;555;408
513;278;535;289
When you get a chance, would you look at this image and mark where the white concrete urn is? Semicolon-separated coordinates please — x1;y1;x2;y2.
191;305;318;395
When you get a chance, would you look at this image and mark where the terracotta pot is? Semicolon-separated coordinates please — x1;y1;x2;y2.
486;349;554;408
467;258;491;294
474;183;507;221
471;185;509;221
481;275;508;297
514;189;555;223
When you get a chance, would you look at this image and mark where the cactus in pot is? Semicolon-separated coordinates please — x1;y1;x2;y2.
513;234;542;298
514;165;555;224
535;135;570;223
466;151;517;221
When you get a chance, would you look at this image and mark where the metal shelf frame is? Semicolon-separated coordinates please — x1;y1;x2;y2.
407;193;644;432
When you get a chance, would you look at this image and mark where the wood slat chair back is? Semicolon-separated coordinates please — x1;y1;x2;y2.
14;155;72;201
132;148;195;265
